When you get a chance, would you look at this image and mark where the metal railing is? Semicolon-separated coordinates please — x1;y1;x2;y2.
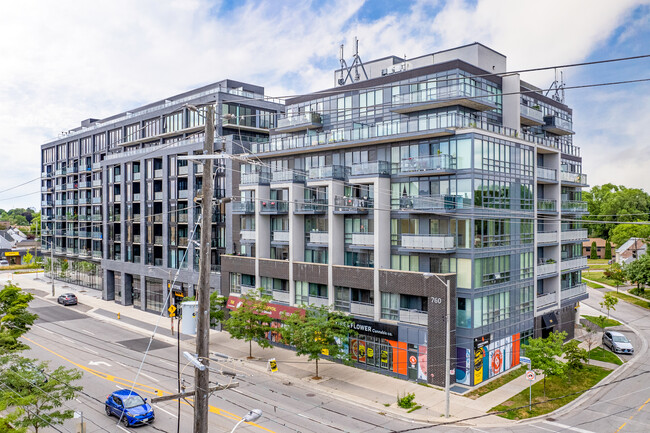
399;154;455;173
400;234;455;250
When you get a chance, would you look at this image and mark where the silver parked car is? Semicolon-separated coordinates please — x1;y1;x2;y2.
602;330;634;354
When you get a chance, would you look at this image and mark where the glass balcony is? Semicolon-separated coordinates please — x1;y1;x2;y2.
399;154;455;175
154;192;163;200
399;309;428;326
561;171;588;186
233;200;255;214
537;231;558;244
399;234;455;251
133;172;141;180
178;213;188;222
537;292;557;309
241;170;271;185
92;179;102;187
346;232;374;247
178;190;189;199
520;104;544;126
78;181;92;189
271;169;306;183
241;230;256;241
272;230;290;243
537;166;557;182
561;229;588;242
392;84;498;113
178;165;188;176
348;301;374;317
92;197;102;204
397;194;469;212
295;199;328;214
260;200;289;214
537;199;557;212
92;250;102;258
350;161;391;177
561;200;588;213
55;168;66;176
275;112;323;132
55;199;67;206
544;115;574;135
537;261;557;276
560;283;587;300
333;196;373;214
92;162;101;170
561;257;588;272
154;169;163;178
154;236;163;245
308;231;328;244
308;165;349;181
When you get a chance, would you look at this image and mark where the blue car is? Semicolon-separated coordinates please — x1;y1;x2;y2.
105;389;155;427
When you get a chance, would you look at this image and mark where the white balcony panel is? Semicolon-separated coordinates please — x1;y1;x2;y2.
537;231;558;243
537;263;557;276
350;302;374;317
309;232;329;244
561;230;588;242
402;234;455;250
351;233;374;246
561;284;587;300
399;309;428;326
561;257;588;272
241;230;256;240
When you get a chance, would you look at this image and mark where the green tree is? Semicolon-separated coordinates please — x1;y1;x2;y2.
283;305;356;379
604;240;612;260
584;184;650;239
624;254;650;290
609;224;650;248
0;357;82;433
209;291;227;327
223;288;272;358
604;262;625;292
600;292;618;318
523;331;567;396
0;284;38;351
564;340;588;371
590;241;598;259
23;252;34;266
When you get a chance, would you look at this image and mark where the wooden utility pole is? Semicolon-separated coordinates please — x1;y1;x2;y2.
194;104;214;433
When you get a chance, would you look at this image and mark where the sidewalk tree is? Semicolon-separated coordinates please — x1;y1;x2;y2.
0;283;37;351
604;240;612;260
283;305;356;379
0;357;82;433
564;340;588;371
604;263;625;292
522;331;567;396
581;325;599;364
209;291;227;327
223;288;272;358
600;292;618;318
590;241;598;259
624;253;650;291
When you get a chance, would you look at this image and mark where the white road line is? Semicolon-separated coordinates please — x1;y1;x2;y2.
530;425;556;432
117;362;129;368
470;427;489;433
62;336;74;343
544;421;595;433
81;329;95;335
158;359;174;367
154;404;178;418
116;425;130;433
36;326;54;334
138;372;159;382
82;346;98;355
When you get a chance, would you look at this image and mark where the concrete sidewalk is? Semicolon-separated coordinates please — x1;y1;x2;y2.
1;271;631;427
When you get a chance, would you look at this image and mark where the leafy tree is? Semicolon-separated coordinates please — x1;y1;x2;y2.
58;259;68;278
584;184;650;239
624;253;650;290
283;305;356;379
590;241;598;259
600;292;618;318
0;284;38;351
604;240;612;260
564;340;588;370
604;262;625;292
609;224;650;248
209;291;227;327
223;288;273;358
523;331;567;396
0;357;82;433
23;252;33;266
581;324;599;364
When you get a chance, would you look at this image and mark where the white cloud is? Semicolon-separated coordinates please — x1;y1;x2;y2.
0;0;648;209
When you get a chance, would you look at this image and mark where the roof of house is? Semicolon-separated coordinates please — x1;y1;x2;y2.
616;238;648;254
583;238;614;248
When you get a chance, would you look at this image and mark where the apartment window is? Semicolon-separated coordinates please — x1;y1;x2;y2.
457;298;471;328
473;292;510;328
381;292;399;320
390;254;419;272
145;277;164;313
164;111;183;133
309;283;327;299
519;286;533;314
125;123;139;143
295;280;308;305
143;118;161;138
304;249;328;264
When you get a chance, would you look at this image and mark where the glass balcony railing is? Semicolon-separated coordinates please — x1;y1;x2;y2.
272;231;290;242
295;199;328;213
334;196;373;212
391;84;498;112
308;165;349;181
537;166;557;181
561;171;588;186
400;234;455;251
396;194;470;211
561;200;588;213
350;161;391;176
537;199;557;212
260;200;289;213
346;232;374;246
241;170;271;185
308;231;328;244
271;169;306;183
233;200;255;213
561;229;588;242
276;112;322;131
520;104;544;124
399;154;455;174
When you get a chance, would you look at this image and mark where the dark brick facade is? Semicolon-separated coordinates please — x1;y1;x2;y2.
332;265;373;290
259;258;290;280
293;262;328;285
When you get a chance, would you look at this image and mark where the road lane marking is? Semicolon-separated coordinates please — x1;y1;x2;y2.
545;421;594;433
615;395;650;432
82;346;98;355
158;359;174;367
81;329;95;335
116;425;130;433
62;336;74;343
138;371;159;382
36;326;54;334
615;422;627;433
154;404;178;418
21;336;274;432
530;425;556;432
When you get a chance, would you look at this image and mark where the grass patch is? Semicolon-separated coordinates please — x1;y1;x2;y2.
629;288;650;300
582;279;604;289
588;347;623;365
588;259;610;265
582;315;621;327
407;405;422;413
490;364;611;420
583;271;619;287
0;264;42;271
609;291;650;310
465;366;526;400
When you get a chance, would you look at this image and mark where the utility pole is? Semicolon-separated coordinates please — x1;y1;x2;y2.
445;277;451;418
51;239;55;296
194;104;214;433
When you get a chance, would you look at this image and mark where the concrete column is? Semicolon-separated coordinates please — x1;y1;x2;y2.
256;185;270;287
502;74;521;131
328;181;344;307
162;156;169;268
374;177;391;321
288;183;305;306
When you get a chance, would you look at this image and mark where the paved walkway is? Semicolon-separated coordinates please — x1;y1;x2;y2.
0;271;634;426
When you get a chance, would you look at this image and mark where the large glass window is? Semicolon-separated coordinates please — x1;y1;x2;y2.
381;292;399;320
473;292;510;328
145;277;164;313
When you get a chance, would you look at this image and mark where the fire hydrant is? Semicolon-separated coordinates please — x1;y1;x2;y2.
117;312;121;320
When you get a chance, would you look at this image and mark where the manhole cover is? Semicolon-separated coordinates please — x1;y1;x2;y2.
306;393;315;397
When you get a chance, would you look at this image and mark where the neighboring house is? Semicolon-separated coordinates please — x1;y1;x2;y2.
583;238;616;259
0;227;27;246
615;238;648;264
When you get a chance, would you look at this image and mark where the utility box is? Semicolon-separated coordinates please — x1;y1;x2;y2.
180;301;198;335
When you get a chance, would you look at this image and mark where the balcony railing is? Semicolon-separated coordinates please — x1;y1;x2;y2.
537;166;557;181
392;84;497;112
241;170;271;185
272;231;290;242
276;112;322;131
233;200;255;213
537;231;558;243
537;199;557;212
399;154;455;174
154;192;163;200
178;165;188;176
350;161;391;176
561;283;587;300
178;190;189;199
334;196;373;213
92;251;102;258
400;234;455;250
561;256;588;272
350;301;374;317
537;292;557;308
241;230;256;241
92;197;102;204
397;194;468;211
561;200;588;213
308;231;328;244
260;200;289;213
520;104;545;124
561;171;588;186
133;172;141;181
273;290;290;304
537;262;557;276
348;232;374;246
154;169;163;178
561;229;588;242
271;169;306;183
308;165;349;181
544;115;574;135
295;199;328;213
154;236;163;245
92;179;102;187
133;235;141;243
92;232;103;239
399;309;428;326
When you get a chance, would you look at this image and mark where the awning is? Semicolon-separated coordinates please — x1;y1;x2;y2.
542;311;558;328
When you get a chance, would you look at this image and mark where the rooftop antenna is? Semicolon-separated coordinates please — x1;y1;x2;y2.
338;36;369;86
545;68;566;104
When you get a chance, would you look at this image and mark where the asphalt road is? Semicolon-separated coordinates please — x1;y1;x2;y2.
21;297;420;433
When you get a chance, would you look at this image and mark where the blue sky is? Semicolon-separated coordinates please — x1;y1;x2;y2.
0;0;649;210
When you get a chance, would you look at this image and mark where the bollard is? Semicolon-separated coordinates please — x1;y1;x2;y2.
117;312;120;320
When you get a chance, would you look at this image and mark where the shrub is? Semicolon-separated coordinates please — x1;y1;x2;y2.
397;392;416;409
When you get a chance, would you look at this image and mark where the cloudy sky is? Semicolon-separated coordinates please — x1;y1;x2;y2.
1;0;649;210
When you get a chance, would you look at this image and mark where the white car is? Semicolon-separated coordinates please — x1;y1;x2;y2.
603;331;634;354
0;260;9;266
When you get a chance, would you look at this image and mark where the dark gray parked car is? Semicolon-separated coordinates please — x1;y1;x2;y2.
57;293;78;306
603;330;634;354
